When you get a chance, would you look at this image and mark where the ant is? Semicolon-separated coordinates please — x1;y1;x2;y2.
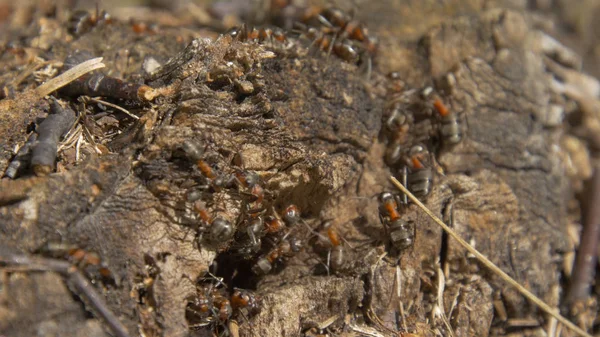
232;204;304;263
378;192;415;252
263;204;302;234
186;285;214;329
383;103;414;166
295;23;365;65
186;284;232;330
130;21;159;35
181;140;216;180
181;140;239;191
251;231;302;275
36;242;114;280
433;97;462;146
233;169;266;210
314;221;345;273
403;144;434;199
306;218;357;275
67;7;112;37
298;6;377;72
231;288;260;315
191;198;235;244
186;274;260;332
228;24;289;48
318;7;378;55
233;215;265;255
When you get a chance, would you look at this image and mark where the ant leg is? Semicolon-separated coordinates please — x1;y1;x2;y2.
326;36;336;61
362;54;372;80
442;198;454;226
326;250;331;276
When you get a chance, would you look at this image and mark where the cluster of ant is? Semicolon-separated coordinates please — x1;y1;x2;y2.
174;139;297;269
224;5;377;72
186;273;260;331
166;138;352;332
67;7;158;38
378;73;463;252
173;138;347;276
293;6;377;67
58;4;457;332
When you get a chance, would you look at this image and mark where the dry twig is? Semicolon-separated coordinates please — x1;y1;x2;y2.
0;251;131;337
31;99;77;176
565;164;600;308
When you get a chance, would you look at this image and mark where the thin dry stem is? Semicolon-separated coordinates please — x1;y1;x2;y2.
348;323;385;337
390;176;592;337
565;163;600;307
83;96;140;120
434;266;454;337
317;315;339;330
75;134;83;162
396;265;408;332
58;124;82;151
549;316;558;337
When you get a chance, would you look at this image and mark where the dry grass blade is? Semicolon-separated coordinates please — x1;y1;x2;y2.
83;96;140;120
348;323;385;337
433;266;454;337
389;176;592;337
34;57;105;99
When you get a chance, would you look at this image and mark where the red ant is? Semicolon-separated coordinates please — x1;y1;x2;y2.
186;274;259;332
186;285;232;330
262;204;302;234
228;24;289;48
67;7;112;37
378;193;415;251
231;288;260;315
433;97;462;146
192;199;234;243
403;144;434;199
298;6;378;70
181;140;230;187
251;231;302;275
37;242;113;280
312;221;347;273
130;21;158;35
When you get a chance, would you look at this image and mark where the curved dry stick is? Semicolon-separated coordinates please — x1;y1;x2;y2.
0;252;131;337
30;99;77;176
390;176;592;337
565;164;600;307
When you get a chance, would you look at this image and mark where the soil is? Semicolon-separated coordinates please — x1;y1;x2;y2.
0;1;599;337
